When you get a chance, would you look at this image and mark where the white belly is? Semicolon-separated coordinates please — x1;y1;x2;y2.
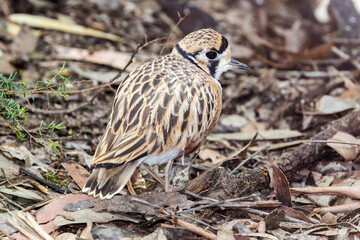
139;149;181;166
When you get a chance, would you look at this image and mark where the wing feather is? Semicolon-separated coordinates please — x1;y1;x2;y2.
91;55;221;167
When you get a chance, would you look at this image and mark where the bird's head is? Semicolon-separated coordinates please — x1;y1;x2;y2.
172;28;250;80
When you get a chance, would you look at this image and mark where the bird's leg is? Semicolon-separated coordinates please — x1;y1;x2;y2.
142;163;165;186
126;180;137;195
164;158;174;192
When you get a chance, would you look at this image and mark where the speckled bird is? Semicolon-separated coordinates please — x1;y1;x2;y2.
83;28;250;199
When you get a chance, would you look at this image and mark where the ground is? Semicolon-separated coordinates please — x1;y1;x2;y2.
0;0;360;239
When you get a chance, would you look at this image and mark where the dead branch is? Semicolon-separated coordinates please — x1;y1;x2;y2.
291;186;360;199
278;110;360;181
0;192;24;210
159;208;217;240
318;201;360;214
19;168;71;194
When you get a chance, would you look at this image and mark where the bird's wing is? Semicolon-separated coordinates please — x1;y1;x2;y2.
91;56;217;168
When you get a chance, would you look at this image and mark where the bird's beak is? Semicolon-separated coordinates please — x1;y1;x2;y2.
228;58;251;71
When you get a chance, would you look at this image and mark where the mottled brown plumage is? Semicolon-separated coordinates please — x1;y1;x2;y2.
83;28;250;199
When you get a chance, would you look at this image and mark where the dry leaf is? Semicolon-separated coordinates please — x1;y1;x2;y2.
53;209;126;227
327;131;360;161
270;157;292;207
219;114;248;129
0;143;50;172
0;186;43;201
36;194;94;224
264;209;285;229
0;54;17;74
305;42;333;59
257;220;266;233
9;25;38;57
61;161;90;189
55;233;77;240
198;147;226;163
217;226;235;240
340;88;360;100
320;212;337;224
0;212;18;235
240;121;269;132
54;46;140;70
9;14;122;41
316;95;355;114
0;154;20;178
279;206;315;224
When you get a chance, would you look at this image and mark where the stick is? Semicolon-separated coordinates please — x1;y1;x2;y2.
230;145;271;175
279;110;360;180
159;208;217;240
0;192;24;210
19;168;71;194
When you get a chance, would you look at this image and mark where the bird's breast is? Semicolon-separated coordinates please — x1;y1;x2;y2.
183;76;222;155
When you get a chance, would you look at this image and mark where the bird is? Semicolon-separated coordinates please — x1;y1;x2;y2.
82;28;250;199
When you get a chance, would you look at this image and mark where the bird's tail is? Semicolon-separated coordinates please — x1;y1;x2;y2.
82;161;138;199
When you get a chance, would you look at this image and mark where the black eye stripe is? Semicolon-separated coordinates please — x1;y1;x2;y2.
176;44;201;69
218;36;228;53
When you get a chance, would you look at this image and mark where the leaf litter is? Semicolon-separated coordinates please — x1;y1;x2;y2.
0;0;360;239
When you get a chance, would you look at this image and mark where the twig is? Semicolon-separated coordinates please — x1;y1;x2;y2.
19;168;71;194
109;37;166;84
0;226;16;240
230;145;271;175
221;200;280;209
183;189;260;203
159;11;189;55
108;43;142;84
279;110;360;180
274;70;353;79
326;37;360;45
245;208;317;224
1;116;51;154
6;215;43;240
159;208;217;240
161;215;217;230
308;139;360;147
22;199;52;212
17;212;53;240
27;102;88;115
328;65;358;89
182;189;219;202
0;192;24;210
332;46;360;69
132;196;163;209
180;196;268;214
133;196;217;230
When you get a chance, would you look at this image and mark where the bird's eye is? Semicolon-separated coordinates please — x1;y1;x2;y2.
206;51;217;59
